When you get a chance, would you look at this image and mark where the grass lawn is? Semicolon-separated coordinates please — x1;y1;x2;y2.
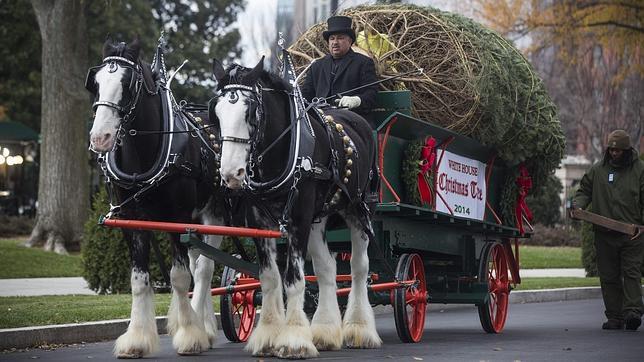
515;277;600;290
0;293;178;329
518;245;582;269
0;238;83;279
1;237;582;279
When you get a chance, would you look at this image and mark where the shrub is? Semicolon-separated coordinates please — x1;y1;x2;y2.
522;223;581;247
526;174;563;227
0;215;34;237
81;186;256;294
82;186;172;294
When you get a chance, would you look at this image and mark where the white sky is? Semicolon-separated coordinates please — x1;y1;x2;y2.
236;0;509;66
237;0;278;65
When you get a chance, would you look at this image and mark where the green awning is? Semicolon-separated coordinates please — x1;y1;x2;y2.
0;121;39;142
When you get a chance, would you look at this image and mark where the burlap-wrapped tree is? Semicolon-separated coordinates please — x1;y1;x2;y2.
289;4;565;225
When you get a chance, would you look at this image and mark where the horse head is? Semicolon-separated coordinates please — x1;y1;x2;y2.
86;37;142;153
211;57;265;189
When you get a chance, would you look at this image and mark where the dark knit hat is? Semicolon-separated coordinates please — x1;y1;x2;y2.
323;16;356;42
607;130;631;150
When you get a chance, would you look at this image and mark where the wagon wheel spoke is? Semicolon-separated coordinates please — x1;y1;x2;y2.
394;254;427;343
233;296;244;316
240;301;254;334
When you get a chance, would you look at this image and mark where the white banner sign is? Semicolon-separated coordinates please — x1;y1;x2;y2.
436;150;487;220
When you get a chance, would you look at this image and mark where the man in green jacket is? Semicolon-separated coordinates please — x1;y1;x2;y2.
573;129;644;331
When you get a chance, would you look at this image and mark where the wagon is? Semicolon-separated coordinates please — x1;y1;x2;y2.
102;90;526;344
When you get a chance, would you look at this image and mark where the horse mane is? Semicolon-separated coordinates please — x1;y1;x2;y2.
218;63;292;93
258;70;292;93
102;38;141;62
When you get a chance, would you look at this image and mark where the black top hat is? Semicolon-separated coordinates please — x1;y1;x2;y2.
323;16;356;42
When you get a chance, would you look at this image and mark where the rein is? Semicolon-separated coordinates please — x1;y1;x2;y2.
127;123;217;136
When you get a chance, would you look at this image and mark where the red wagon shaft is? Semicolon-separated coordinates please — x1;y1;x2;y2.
100;217;283;239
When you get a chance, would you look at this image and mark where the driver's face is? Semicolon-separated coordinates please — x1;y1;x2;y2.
328;34;352;59
609;147;624;162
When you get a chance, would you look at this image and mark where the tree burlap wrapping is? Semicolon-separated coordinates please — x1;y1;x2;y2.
289;4;565;225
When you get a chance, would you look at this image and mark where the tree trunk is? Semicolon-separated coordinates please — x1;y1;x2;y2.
27;0;89;254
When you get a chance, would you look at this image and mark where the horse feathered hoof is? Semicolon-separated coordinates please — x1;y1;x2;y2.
116;351;143;359
250;346;274;357
172;325;210;356
311;322;343;351
273;325;319;359
343;322;382;349
113;327;159;359
275;344;319;359
244;319;282;357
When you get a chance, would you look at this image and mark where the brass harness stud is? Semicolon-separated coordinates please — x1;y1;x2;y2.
323;113;355;206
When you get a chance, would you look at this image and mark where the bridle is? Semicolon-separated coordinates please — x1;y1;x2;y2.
85;55;145;126
216;83;265;168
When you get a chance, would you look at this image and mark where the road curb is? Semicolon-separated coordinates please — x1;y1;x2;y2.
1;287;604;350
510;286;603;304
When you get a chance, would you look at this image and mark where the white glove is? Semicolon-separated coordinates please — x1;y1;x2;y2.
337;96;361;109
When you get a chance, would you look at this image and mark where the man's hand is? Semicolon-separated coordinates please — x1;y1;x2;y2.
337;96;361;109
568;205;579;219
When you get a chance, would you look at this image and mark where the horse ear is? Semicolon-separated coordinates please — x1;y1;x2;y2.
129;35;142;59
102;35;113;58
212;58;226;82
244;56;265;84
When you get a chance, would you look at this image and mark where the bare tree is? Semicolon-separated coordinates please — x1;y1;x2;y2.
537;41;643;162
27;0;89;254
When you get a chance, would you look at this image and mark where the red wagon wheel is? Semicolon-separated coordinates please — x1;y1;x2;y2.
393;253;427;343
220;264;257;342
477;242;510;333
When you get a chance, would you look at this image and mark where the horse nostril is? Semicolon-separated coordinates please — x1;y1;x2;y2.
236;168;245;177
103;133;112;143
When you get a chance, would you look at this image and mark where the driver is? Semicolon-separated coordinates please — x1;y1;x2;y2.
300;15;379;124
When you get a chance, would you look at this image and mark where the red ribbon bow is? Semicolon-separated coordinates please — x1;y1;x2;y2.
417;136;436;206
515;163;533;234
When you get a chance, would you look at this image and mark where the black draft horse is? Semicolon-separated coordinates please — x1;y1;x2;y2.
211;57;382;358
86;38;222;358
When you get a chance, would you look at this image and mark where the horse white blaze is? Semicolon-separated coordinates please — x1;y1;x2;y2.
215;91;252;189
89;66;126;152
113;269;159;358
308;217;343;350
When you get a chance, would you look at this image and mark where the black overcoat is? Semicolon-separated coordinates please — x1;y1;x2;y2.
300;49;378;120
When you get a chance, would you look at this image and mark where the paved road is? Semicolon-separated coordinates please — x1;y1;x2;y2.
0;269;587;297
0;278;94;297
2;298;641;361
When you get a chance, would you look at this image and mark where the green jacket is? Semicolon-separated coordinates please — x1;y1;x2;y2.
574;149;644;226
